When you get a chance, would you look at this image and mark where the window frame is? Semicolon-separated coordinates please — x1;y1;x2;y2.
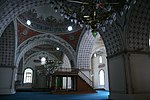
99;56;102;63
99;69;105;86
23;68;33;83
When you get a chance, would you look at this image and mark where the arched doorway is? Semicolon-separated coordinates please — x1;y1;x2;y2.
89;34;109;90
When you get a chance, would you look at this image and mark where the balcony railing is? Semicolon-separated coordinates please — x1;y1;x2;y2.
56;68;93;87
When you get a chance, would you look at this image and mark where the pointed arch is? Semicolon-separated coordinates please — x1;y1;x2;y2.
15;33;76;68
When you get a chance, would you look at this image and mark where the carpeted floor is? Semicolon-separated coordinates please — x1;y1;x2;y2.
0;90;109;100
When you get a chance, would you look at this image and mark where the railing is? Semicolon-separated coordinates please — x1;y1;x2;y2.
56;68;78;72
56;68;93;87
78;70;93;87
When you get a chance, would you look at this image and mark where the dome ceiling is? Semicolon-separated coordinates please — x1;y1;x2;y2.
17;4;81;35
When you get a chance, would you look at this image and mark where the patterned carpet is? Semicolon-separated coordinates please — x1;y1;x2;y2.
0;90;109;100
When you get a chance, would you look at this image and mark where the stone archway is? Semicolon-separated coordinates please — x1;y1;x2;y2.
15;33;76;68
1;1;150;100
77;21;124;69
0;0;124;68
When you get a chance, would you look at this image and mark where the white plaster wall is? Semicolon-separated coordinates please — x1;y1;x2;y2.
92;56;99;89
130;54;150;93
90;34;109;90
92;54;109;90
104;58;109;90
61;54;71;68
80;70;91;78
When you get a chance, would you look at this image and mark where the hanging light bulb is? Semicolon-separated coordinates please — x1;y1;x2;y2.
54;6;58;12
56;47;60;50
41;57;46;65
55;0;125;36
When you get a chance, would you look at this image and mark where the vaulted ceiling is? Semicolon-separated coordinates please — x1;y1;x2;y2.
17;4;81;35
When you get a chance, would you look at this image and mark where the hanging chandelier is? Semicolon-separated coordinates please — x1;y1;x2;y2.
49;0;136;35
37;59;63;75
50;0;119;32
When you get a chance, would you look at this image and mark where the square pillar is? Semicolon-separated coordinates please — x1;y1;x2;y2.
108;54;150;100
0;66;16;94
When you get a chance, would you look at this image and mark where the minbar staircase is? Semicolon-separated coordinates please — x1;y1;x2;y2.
53;68;96;94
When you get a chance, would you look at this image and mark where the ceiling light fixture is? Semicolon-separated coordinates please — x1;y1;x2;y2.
41;57;46;65
56;47;60;50
67;26;73;31
26;20;31;25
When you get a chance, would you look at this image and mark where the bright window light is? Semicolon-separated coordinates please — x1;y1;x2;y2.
94;53;97;57
62;77;72;89
41;57;46;65
56;47;60;50
99;56;102;63
23;68;33;83
100;70;105;85
67;26;73;31
26;20;31;25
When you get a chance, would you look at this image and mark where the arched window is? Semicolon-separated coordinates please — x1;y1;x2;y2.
99;70;105;86
41;57;46;65
99;56;102;63
23;68;33;83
